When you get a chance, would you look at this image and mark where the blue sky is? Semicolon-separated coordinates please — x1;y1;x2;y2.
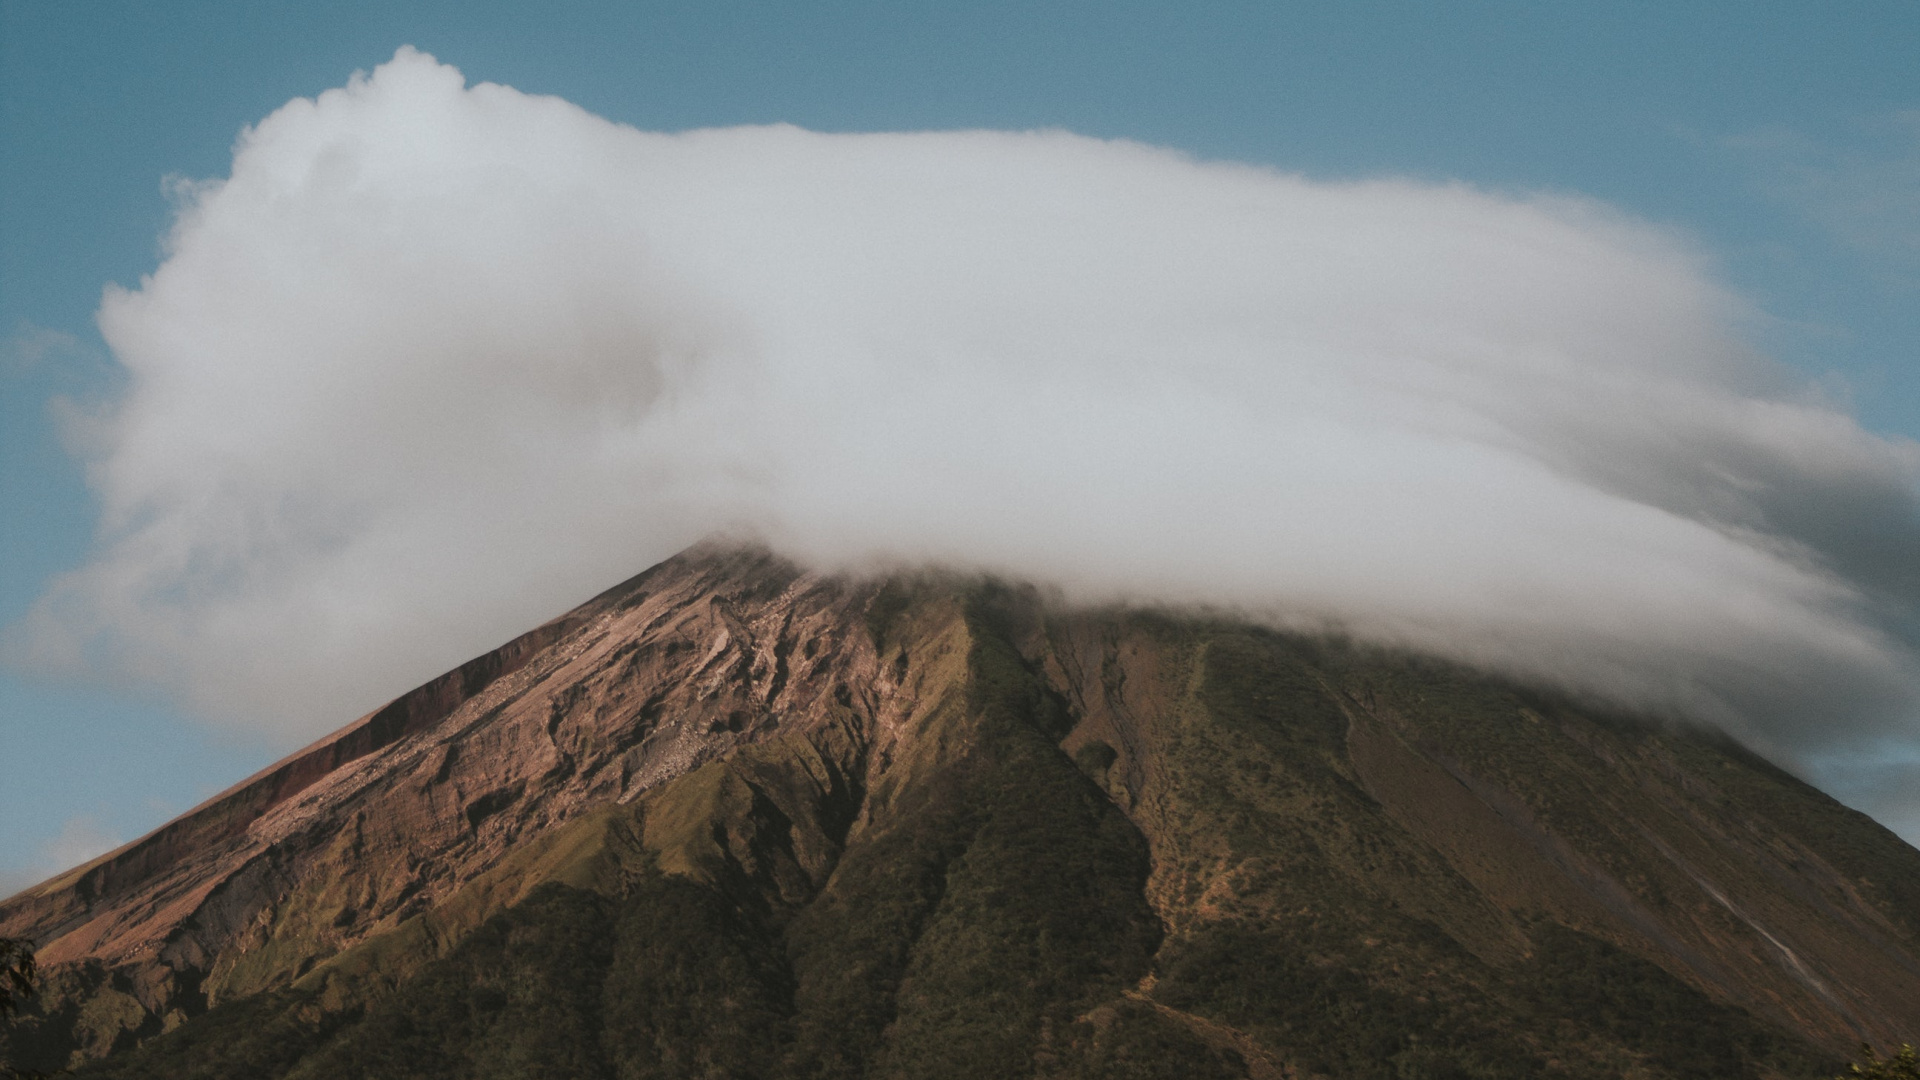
3;0;1919;887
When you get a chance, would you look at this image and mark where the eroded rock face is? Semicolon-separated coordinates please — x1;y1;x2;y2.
6;545;1920;1078
0;544;884;1047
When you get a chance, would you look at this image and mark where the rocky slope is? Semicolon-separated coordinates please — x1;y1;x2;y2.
3;543;1918;1078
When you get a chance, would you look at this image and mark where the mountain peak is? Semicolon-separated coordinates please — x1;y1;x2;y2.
5;544;1919;1077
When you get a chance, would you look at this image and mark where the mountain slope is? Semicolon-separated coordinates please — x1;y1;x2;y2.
3;544;1918;1078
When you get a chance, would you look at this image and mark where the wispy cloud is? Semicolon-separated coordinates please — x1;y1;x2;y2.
1726;111;1920;286
40;815;119;871
8;49;1920;841
2;321;83;377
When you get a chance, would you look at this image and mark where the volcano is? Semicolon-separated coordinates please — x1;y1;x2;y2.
4;543;1919;1078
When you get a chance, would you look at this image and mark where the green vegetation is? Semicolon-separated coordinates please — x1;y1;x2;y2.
1080;617;1845;1080
70;876;791;1080
851;588;1160;1079
1522;924;1835;1080
0;939;31;1019
0;936;56;1080
1037;1000;1246;1079
1839;1045;1920;1080
1156;914;1541;1078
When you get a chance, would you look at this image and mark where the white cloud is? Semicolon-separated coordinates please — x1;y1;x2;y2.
1727;111;1920;284
8;49;1920;835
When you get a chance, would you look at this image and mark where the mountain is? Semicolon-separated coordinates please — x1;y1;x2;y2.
4;543;1919;1079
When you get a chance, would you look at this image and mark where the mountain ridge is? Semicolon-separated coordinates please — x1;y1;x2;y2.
4;543;1918;1078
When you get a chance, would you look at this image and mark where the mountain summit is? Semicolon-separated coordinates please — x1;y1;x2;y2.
4;544;1918;1078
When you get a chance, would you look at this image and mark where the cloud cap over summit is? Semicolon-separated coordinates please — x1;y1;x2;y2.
12;48;1920;820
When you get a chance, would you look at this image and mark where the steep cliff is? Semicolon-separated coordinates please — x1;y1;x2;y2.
4;545;1917;1078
